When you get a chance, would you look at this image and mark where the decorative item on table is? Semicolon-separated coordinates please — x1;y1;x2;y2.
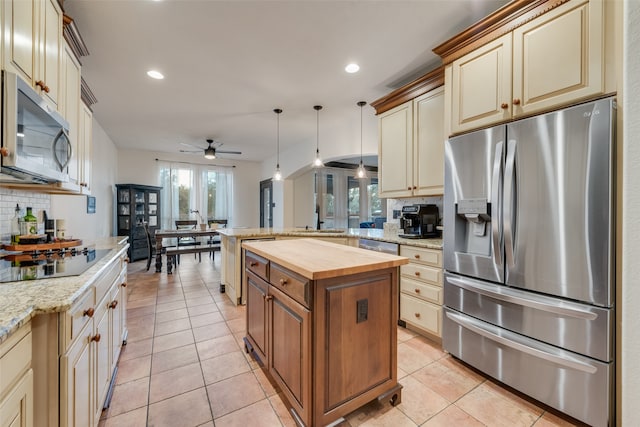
23;207;38;235
190;209;206;230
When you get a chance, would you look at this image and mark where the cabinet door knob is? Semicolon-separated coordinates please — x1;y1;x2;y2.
414;288;421;294
0;147;9;157
91;334;101;342
414;313;421;318
501;103;509;109
279;278;288;286
413;186;417;190
250;261;258;267
124;258;130;263
513;98;521;105
414;271;420;277
35;80;45;90
121;282;127;288
83;307;95;317
407;187;412;191
43;85;50;93
414;254;420;259
265;295;273;301
109;300;118;309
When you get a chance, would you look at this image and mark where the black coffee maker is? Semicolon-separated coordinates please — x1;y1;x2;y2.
399;204;440;238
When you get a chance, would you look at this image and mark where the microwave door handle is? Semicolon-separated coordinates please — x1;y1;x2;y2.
491;141;503;266
53;128;71;171
504;140;517;267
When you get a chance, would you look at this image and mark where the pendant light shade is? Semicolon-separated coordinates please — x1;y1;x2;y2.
356;101;368;179
312;105;324;168
273;108;283;181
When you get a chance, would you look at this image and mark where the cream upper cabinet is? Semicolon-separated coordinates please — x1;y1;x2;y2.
378;101;413;198
413;86;445;196
449;0;605;135
450;34;512;134
79;103;94;194
3;0;63;110
378;86;445;198
62;42;81;190
511;0;603;117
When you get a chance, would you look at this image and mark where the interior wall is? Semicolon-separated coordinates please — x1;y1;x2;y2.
50;120;117;241
621;0;639;424
293;170;315;228
117;149;261;228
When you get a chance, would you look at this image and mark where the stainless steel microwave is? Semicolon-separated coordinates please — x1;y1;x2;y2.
1;71;71;183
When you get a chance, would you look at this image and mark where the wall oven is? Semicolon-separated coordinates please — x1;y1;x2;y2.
1;71;71;183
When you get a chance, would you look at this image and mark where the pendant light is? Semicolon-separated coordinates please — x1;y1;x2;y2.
356;101;368;179
312;105;324;168
273;108;283;181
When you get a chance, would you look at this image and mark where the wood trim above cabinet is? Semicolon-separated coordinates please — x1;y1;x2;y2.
371;67;444;115
433;0;569;65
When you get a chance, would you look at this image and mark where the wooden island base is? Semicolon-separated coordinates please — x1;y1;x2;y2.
241;239;408;427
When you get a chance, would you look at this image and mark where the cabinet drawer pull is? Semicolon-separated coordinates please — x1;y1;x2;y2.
414;254;420;259
109;300;118;309
413;186;417;190
91;334;101;342
35;80;46;90
501;103;509;109
414;271;420;277
83;307;95;317
265;295;273;301
121;282;127;288
250;261;258;267
407;187;412;191
414;313;421;318
513;98;521;105
414;288;421;294
279;278;288;286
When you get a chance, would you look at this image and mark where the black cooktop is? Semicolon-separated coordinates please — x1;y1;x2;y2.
0;247;111;283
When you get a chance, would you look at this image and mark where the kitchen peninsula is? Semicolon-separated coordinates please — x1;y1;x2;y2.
218;227;442;305
242;238;408;427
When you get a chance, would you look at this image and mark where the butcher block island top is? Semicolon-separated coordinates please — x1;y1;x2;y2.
242;238;407;427
241;237;408;280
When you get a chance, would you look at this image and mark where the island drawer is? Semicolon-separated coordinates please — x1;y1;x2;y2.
270;263;310;308
400;246;442;267
246;251;269;281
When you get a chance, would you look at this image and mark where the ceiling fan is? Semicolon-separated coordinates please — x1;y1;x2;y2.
179;139;242;159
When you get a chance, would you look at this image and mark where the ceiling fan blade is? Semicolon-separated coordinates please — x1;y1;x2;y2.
179;149;201;153
180;142;204;150
216;150;242;155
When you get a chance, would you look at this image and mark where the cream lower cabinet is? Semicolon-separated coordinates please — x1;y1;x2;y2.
59;253;128;427
0;324;33;427
399;245;443;339
450;0;606;134
379;86;445;198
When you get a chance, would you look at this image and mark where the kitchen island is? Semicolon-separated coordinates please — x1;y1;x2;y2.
242;238;408;427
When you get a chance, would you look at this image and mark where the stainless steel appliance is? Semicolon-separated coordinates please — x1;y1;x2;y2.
1;71;72;183
442;97;615;427
358;238;399;255
399;204;440;239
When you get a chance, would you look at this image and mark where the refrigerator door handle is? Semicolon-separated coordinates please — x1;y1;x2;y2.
446;275;598;320
491;141;503;266
445;310;598;374
504;140;517;267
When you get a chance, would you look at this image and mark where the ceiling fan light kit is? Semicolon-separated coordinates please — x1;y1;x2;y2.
180;139;242;159
273;108;283;181
312;105;324;168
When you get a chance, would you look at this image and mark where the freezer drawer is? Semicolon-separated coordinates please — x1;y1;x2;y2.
443;307;613;427
444;272;613;362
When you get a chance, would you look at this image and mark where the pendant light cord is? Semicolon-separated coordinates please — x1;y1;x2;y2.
274;108;282;168
314;105;322;157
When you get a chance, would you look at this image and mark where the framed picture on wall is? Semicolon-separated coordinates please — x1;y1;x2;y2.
87;196;96;214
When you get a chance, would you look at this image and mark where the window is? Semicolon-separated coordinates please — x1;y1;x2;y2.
159;162;233;229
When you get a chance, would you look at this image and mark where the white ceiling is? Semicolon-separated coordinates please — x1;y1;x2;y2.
64;0;509;163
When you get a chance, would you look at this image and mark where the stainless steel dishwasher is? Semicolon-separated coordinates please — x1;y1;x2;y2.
358;238;399;255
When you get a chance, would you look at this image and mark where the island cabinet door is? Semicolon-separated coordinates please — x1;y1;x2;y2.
268;286;312;427
314;268;399;426
245;271;269;365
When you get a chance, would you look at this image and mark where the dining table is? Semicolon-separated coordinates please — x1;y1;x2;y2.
154;228;220;273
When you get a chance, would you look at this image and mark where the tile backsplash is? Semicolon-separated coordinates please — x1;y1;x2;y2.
0;188;51;242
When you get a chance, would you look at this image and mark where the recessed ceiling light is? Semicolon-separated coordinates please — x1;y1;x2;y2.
146;70;164;79
345;63;360;74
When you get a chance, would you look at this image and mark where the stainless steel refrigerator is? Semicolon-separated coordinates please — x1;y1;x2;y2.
443;97;615;427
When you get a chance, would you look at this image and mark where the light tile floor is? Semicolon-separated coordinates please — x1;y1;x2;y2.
99;255;586;427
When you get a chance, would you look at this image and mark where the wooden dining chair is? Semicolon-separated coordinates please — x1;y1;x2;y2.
207;219;227;258
175;220;201;263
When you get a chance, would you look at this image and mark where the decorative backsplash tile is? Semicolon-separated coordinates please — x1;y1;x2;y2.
385;196;443;227
0;188;51;242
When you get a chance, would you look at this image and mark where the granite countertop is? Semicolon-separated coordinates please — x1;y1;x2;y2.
216;227;443;250
0;237;129;344
243;238;408;280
